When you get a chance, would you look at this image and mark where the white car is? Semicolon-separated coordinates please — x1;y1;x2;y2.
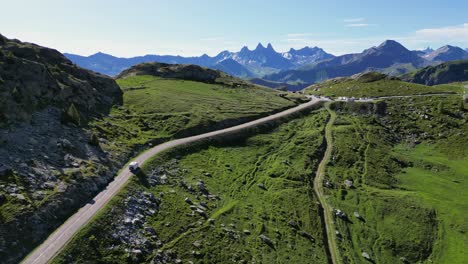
129;161;139;172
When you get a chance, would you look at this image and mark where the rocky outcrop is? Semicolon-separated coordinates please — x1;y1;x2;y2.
330;101;387;116
0;34;122;124
351;71;399;83
116;62;225;83
0;34;123;263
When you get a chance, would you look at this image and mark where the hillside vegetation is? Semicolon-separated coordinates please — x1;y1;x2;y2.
46;63;468;264
324;95;466;263
93;74;297;158
401;60;468;85
304;72;462;98
53;109;330;263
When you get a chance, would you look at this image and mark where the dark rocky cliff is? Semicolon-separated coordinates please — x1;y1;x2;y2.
0;33;122;124
0;34;123;263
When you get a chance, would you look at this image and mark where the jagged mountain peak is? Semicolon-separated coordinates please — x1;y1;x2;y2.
92;51;110;56
289;46;326;56
253;42;275;52
240;46;250;53
255;42;265;50
377;40;408;52
438;45;458;51
421;47;434;54
424;45;468;61
88;52;117;59
266;43;274;50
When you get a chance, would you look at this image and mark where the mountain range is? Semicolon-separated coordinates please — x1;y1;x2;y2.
265;41;468;84
65;41;468;90
65;43;334;78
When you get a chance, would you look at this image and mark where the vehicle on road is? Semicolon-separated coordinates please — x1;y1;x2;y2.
129;161;139;172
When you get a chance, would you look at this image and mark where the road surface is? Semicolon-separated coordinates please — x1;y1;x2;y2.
21;98;322;264
313;103;341;264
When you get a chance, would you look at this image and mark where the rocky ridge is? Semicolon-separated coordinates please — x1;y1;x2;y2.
0;34;122;124
0;34;123;263
116;62;225;83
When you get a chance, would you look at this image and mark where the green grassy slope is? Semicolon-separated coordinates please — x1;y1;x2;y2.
323;95;467;263
48;74;466;264
91;75;296;157
0;74;295;253
52;110;330;263
303;73;462;98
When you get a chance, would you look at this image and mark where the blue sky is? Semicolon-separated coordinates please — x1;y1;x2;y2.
1;0;467;57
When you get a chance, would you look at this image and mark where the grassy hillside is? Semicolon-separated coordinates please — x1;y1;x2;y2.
323;95;467;263
401;60;468;85
48;77;466;263
52;109;330;263
303;72;462;98
91;75;296;158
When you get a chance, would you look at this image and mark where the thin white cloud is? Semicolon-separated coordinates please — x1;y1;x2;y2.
345;23;370;27
391;23;468;49
344;18;365;23
285;33;314;37
200;37;224;41
414;23;468;40
285;38;308;42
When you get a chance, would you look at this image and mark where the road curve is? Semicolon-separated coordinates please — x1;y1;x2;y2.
313;103;341;264
21;98;322;264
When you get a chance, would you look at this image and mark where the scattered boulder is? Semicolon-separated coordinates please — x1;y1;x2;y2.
259;234;275;248
184;197;193;205
15;193;26;201
192;240;201;248
362;252;371;260
197;180;207;193
344;179;353;188
288;220;299;229
300;230;314;241
335;209;346;219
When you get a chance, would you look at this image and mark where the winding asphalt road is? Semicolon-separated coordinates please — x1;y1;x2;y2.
21;98;321;264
